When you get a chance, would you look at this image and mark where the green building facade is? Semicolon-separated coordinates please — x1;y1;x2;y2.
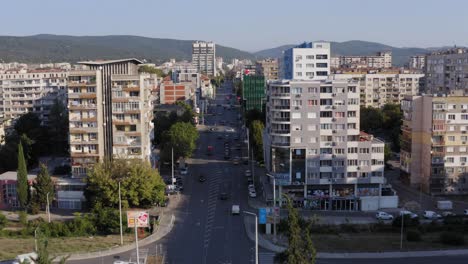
242;75;266;112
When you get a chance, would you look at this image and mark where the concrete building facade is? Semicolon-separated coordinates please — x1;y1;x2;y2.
256;59;279;80
68;59;155;178
409;55;426;70
281;42;330;80
263;79;393;211
332;51;392;69
242;75;265;112
192;41;216;76
401;94;468;195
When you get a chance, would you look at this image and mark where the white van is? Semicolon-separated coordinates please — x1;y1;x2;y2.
423;210;442;219
232;205;240;215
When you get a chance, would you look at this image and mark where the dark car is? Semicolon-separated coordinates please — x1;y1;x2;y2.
219;192;229;200
199;175;206;182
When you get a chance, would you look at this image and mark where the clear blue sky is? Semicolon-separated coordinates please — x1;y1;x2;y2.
2;0;467;52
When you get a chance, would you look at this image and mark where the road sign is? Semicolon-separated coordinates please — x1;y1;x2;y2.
127;211;149;228
259;208;267;224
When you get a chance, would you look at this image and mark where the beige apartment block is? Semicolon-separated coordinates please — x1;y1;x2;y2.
68;59;155;177
401;94;468;194
256;59;279;80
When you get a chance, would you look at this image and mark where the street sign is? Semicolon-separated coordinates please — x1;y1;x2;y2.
259;208;267;224
127;211;149;228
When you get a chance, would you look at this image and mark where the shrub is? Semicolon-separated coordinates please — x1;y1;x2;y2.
440;232;465;245
0;214;7;230
406;230;422;242
392;215;419;228
18;211;28;226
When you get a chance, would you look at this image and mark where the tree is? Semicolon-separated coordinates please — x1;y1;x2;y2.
138;65;166;77
34;163;54;209
17;142;29;209
175;101;195;124
153;111;179;145
164;122;199;159
0;213;7;230
359;106;383;132
85;159;166;209
251;120;264;162
48;99;69;155
384;144;392;164
245;109;264;128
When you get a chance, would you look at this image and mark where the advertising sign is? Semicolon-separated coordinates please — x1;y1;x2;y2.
259;208;267;224
127;211;149;228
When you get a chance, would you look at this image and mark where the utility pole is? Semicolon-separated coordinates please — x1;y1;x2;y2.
119;181;123;245
46;192;51;223
134;217;140;264
171;148;175;185
400;210;404;250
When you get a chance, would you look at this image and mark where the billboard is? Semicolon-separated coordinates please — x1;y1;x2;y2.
259;208;267;224
127;211;149;228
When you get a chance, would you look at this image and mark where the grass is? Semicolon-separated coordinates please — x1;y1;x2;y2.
271;232;468;252
0;234;135;261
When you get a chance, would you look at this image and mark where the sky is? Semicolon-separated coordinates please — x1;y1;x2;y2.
2;0;468;52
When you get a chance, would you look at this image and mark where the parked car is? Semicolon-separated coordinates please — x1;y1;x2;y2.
249;190;257;198
423;210;442;219
464;209;468;215
180;167;188;175
231;205;240;215
400;210;418;219
233;157;240;165
245;170;252;177
199;175;206;182
441;211;455;217
248;184;255;192
376;211;394;220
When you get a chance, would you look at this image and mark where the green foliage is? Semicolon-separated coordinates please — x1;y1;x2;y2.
17;142;29;209
175;101;195;124
0;213;7;230
251;120;264;161
392;215;420;228
47;99;69;155
359;106;383;132
163;122;199;159
153;112;179;145
384;144;392;163
91;204;123;234
19;211;28;226
406;230;422;241
85;159;166;209
34;163;55;209
33;232;55;264
360;104;402;151
138;65;166;77
245;109;264;128
440;232;465;245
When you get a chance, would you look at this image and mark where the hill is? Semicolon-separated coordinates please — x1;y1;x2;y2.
254;40;430;66
0;34;254;63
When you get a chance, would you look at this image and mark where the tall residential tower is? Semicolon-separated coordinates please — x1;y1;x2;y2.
192;41;216;76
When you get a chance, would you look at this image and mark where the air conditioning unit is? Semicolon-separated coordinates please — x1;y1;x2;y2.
332;154;336;158
462;163;466;166
332;130;337;133
463;141;467;144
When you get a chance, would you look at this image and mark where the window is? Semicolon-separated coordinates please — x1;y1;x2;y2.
115;114;124;120
446;147;454;153
320;123;332;130
320;111;332;118
316;63;328;68
448;136;455;142
348;160;358;166
336;124;346;130
294;137;302;143
292;100;302;106
348;98;359;105
462;136;468;141
461;157;467;163
446;157;454;163
295;55;302;61
321;135;332;142
347;111;357;117
296;72;303;77
316;71;328;76
462;114;468;120
335;112;345;118
348;123;356;129
308;100;318;106
292;87;302;94
359;148;370;154
320;148;332;154
335;136;346;142
316;54;328;59
306;55;314;60
348;147;358;153
334;149;345;155
306;64;314;68
306;72;314;77
460;146;467;152
448;114;455;120
307;112;317;118
130;114;139;120
292;113;301;119
308;87;317;93
295;63;302;68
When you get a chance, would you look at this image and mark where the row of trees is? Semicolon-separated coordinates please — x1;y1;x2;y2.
138;65;170;78
360;103;402;151
245;109;266;162
0;99;69;173
153;102;199;162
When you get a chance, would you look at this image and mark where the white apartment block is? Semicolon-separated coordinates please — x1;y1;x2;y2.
192;41;216;76
264;79;395;211
68;59;155;178
332;51;392;69
332;72;424;108
409;55;426;70
425;48;468;95
0;68;68;129
281;42;330;80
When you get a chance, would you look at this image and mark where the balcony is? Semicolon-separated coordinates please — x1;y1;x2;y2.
271;105;290;110
272;117;290;123
270;93;290;98
122;86;140;92
68;81;96;87
69;104;97;110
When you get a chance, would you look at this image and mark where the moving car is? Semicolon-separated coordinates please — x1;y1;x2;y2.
231;205;240;215
233;157;240;165
220;192;229;200
180;167;188;175
423;210;442;219
465;209;468;215
248;184;255;192
225;128;235;132
376;211;393;220
249;190;257;198
245;170;252;177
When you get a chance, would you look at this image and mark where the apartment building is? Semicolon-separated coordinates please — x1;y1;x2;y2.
68;59;155;178
401;94;468;195
281;42;330;80
192;41;216;76
425;48;468;95
0;68;68;128
256;59;279;80
264;79;395;211
242;75;265;112
332;72;424;108
409;55;426;70
332;51;392;69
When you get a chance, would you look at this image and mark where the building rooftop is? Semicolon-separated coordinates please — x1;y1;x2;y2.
77;58;143;65
0;171;37;181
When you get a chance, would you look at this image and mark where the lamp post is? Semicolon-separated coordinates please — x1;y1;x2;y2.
244;211;258;264
266;174;277;242
46;192;51;223
400;209;404;250
119;181;123;245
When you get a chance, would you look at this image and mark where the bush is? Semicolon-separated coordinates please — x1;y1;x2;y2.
406;230;422;242
18;211;28;226
440;232;465;245
392;215;419;228
0;214;7;230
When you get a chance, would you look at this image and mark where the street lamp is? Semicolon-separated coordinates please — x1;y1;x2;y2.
266;174;277;242
244;211;258;264
400;209;405;250
119;181;123;245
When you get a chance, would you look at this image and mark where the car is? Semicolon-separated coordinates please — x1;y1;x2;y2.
209;127;217;131
248;184;255;191
245;170;252;177
376;211;394;220
249;190;257;198
441;211;455;217
232;205;240;215
199;175;206;182
247;177;253;185
233;157;240;165
225;128;235;132
180;167;188;175
464;209;468;215
400;210;418;219
423;210;442;219
220;192;229;200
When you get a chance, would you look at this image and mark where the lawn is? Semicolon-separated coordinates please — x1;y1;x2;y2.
0;234;135;261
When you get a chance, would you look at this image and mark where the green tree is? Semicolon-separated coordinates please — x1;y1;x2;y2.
359;106;383;132
48;99;69;155
85;159;166;209
164;122;199;159
245;109;264;128
17;142;29;209
251;120;264;162
175;101;195;124
0;213;7;230
34;163;55;209
153;111;178;145
384;144;392;163
138;65;166;77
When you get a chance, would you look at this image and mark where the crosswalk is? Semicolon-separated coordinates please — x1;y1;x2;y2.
203;169;222;249
259;252;276;264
